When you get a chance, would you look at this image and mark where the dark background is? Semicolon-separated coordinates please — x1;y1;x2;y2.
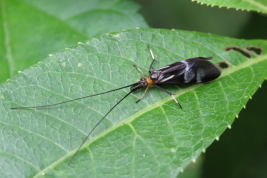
133;1;267;178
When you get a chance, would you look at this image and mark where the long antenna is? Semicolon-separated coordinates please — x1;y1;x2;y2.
11;84;137;109
68;87;140;165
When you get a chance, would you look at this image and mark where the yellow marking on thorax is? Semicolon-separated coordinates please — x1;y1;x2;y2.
146;77;155;87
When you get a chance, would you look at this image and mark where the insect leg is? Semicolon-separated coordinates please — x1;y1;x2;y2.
133;64;145;76
136;87;149;103
147;45;158;73
155;85;182;109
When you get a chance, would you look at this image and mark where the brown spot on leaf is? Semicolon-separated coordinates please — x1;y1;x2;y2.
217;61;230;69
225;46;251;58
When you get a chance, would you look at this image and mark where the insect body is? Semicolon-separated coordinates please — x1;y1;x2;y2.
11;46;221;164
150;57;221;84
131;47;221;107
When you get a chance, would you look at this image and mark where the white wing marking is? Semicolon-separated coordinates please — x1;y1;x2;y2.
160;75;175;82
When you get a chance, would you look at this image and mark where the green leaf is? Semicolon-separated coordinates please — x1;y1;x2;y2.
202;81;267;177
1;28;267;177
0;0;147;82
193;0;267;14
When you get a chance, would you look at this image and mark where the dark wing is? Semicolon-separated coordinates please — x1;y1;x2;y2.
152;61;187;83
156;57;221;84
184;57;221;84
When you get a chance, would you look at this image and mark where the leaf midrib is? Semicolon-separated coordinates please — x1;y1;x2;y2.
244;0;267;12
1;0;14;78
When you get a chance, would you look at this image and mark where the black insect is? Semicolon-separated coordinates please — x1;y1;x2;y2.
11;45;221;164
